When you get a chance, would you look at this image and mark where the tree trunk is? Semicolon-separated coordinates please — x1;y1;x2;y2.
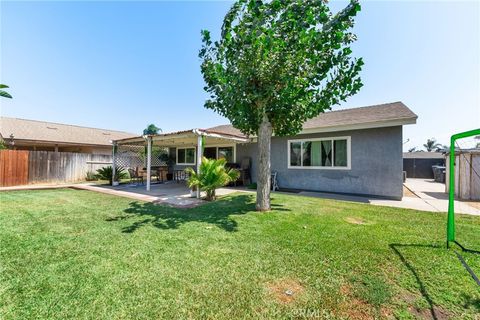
256;113;272;211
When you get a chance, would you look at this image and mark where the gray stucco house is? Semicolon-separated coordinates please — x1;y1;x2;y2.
115;101;417;200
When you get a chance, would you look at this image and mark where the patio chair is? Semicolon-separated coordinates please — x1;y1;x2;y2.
174;169;191;183
128;168;143;185
271;171;279;192
139;167;158;184
238;157;251;186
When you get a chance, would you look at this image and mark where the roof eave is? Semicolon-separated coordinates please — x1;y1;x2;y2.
115;128;249;144
299;117;417;135
9;138;115;148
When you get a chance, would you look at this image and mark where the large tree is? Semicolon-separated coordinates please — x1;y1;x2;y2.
200;0;364;210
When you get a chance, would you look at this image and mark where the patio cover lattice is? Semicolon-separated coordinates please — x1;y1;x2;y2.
112;128;249;197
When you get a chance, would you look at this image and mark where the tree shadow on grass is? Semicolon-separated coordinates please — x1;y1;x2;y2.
106;194;289;233
460;293;480;312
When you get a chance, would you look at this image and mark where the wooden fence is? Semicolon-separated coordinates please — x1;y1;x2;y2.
446;151;480;200
0;150;29;187
0;150;112;187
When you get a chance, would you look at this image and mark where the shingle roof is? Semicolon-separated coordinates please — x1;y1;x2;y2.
204;125;245;138
207;101;417;137
0;117;136;146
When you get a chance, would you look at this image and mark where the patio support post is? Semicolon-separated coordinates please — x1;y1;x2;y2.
196;134;203;198
146;136;152;191
111;142;116;186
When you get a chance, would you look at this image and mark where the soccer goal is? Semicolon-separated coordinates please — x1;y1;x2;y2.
446;128;480;248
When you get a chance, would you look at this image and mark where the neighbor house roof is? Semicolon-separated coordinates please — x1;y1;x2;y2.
206;101;417;137
403;152;444;159
0;117;136;146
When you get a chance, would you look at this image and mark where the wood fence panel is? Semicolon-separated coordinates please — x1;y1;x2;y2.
1;150;113;186
0;150;29;187
26;151;112;184
472;155;480;200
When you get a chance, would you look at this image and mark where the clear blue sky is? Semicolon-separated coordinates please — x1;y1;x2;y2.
1;1;479;150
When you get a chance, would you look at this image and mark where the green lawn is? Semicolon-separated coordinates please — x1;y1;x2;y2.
0;189;479;319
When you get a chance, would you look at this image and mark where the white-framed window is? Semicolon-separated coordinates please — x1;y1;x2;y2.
202;145;236;163
287;136;351;170
176;147;196;165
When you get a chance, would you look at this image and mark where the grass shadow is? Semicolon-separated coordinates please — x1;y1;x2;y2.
454;241;480;255
460;293;480;312
389;243;443;320
107;194;290;233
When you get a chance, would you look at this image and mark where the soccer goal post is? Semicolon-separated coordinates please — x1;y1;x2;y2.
446;128;480;248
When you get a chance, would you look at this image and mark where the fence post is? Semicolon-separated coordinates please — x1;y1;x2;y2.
112;142;117;186
146;136;152;191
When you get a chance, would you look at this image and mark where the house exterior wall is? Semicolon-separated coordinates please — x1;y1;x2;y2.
236;126;404;200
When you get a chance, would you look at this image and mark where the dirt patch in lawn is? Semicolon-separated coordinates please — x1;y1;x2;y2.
266;278;304;304
337;284;393;320
398;291;450;320
338;284;374;320
397;290;419;305
345;217;369;225
408;306;450;320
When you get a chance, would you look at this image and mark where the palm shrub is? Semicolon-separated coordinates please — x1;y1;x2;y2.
186;157;240;201
85;171;98;181
96;166;128;184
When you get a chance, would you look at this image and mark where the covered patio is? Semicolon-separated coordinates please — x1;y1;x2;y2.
111;128;251;198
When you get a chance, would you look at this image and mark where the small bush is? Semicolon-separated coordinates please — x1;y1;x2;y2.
186;157;239;201
85;171;98;181
96;166;128;184
247;183;257;190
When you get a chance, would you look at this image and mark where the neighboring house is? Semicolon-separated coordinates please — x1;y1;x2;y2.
0;117;136;155
116;101;417;200
403;152;444;179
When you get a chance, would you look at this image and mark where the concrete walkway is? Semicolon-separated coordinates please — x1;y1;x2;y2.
297;179;479;216
403;179;479;215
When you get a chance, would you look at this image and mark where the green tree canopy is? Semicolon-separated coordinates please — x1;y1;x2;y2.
200;0;363;136
200;0;363;210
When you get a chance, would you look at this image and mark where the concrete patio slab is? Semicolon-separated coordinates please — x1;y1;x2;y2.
73;182;241;208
